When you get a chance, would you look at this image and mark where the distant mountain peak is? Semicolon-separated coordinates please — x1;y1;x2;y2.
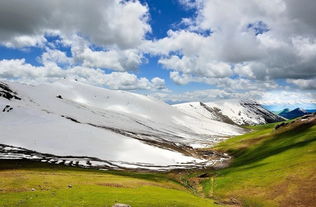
292;108;307;113
280;108;290;113
279;107;310;119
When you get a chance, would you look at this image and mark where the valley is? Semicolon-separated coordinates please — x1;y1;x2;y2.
0;114;315;207
1;0;316;206
1;80;315;207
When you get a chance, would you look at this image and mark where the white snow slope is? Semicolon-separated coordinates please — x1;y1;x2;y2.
174;101;285;126
0;80;245;169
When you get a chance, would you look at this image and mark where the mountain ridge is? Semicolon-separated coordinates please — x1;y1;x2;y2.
174;100;285;126
279;107;310;119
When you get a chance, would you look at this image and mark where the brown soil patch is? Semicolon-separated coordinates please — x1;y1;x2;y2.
281;174;316;207
96;183;125;188
0;187;29;193
268;172;316;207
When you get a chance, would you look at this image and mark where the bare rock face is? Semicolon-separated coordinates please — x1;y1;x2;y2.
112;204;131;207
0;82;21;101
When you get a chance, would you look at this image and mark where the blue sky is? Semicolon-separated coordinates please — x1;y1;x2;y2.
0;0;208;94
140;0;195;39
0;0;315;109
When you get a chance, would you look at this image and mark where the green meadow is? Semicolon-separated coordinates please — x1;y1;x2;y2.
211;119;316;206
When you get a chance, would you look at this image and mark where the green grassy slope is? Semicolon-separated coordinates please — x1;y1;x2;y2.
0;160;219;207
211;117;316;207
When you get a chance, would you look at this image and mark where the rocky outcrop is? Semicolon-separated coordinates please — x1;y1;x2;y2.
0;82;21;101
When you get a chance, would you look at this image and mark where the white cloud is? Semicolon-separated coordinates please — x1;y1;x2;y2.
178;0;198;9
79;49;142;71
98;72;165;90
159;55;232;79
145;0;316;84
151;89;232;104
151;88;267;104
70;36;143;71
0;0;150;74
260;90;316;105
151;87;316;105
41;49;72;66
151;77;166;90
287;79;316;90
3;35;45;48
0;59;165;91
0;0;150;49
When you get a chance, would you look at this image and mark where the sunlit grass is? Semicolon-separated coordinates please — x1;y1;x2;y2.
212;121;316;207
0;161;219;207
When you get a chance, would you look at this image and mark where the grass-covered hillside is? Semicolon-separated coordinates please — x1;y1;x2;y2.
0;160;219;207
0;115;315;207
210;114;316;207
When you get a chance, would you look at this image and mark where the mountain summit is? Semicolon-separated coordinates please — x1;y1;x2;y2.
279;107;309;119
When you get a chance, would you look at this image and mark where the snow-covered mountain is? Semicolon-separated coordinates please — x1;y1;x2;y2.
0;80;245;170
174;101;285;126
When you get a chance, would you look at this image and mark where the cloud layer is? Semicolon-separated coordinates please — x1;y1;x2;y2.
0;58;164;90
153;0;316;84
0;0;150;49
0;0;315;104
0;0;167;91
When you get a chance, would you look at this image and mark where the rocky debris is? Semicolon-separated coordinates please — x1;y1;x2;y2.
200;102;236;125
240;101;286;124
61;115;81;123
58;115;231;167
0;82;21;100
275;122;288;130
0;142;230;171
112;203;131;207
301;113;316;119
198;173;210;178
2;105;13;112
176;101;285;127
215;197;241;206
48;159;57;164
275;113;316;131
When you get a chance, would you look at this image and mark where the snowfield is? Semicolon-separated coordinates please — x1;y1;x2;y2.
0;80;244;169
174;101;285;126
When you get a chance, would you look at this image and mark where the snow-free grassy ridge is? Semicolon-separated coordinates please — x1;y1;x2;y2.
210;116;316;207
